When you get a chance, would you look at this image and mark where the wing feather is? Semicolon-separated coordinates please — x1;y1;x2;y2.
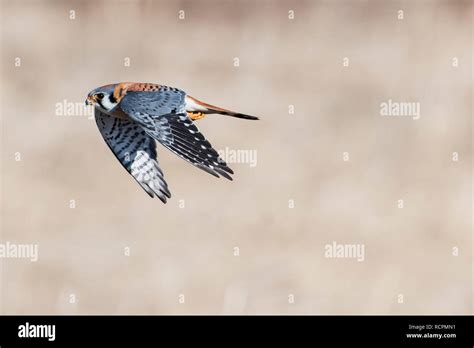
95;109;171;202
120;89;233;180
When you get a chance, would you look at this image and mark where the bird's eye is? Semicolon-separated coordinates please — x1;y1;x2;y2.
96;93;105;100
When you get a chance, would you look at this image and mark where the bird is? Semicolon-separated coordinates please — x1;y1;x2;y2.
85;82;258;203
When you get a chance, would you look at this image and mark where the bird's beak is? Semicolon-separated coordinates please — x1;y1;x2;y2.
85;96;95;106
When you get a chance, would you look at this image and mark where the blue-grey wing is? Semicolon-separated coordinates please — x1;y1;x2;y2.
148;113;234;180
119;90;233;179
95;109;171;202
120;87;187;120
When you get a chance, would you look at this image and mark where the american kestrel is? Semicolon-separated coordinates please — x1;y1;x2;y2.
85;82;258;203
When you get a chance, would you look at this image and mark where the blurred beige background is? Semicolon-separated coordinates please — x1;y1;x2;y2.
0;0;472;314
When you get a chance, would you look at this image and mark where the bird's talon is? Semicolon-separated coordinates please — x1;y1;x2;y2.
188;112;205;120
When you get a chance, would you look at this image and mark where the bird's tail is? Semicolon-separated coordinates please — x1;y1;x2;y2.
185;96;259;121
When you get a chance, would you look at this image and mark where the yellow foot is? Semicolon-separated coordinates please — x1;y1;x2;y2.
188;112;206;120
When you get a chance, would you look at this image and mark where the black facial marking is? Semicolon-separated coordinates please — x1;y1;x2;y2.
97;99;105;110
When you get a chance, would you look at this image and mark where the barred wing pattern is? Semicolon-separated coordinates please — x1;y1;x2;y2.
120;91;234;180
122;87;187;115
95;109;171;202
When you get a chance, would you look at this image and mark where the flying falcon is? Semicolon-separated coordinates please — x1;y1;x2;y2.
85;82;258;203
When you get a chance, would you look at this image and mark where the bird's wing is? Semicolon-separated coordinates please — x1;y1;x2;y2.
95;109;171;202
120;90;234;180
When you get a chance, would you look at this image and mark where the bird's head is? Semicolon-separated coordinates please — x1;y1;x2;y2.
86;84;119;112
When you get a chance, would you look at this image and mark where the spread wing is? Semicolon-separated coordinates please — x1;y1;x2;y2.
95;109;171;202
120;90;234;180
